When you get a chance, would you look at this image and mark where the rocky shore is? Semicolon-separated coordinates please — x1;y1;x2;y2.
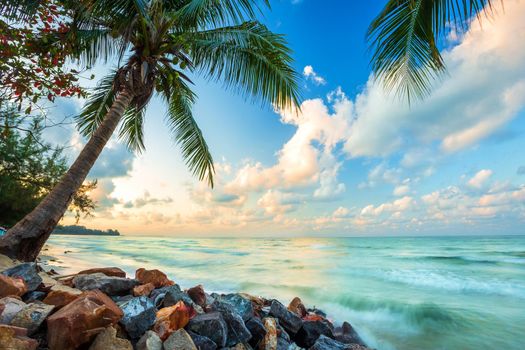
0;254;371;350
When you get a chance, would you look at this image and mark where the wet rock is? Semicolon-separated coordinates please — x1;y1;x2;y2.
10;301;55;335
112;295;134;304
42;284;82;308
307;308;327;318
133;282;155;297
0;324;38;350
153;300;195;340
187;311;228;348
310;335;364;350
47;290;123;349
163;328;197;350
269;300;302;334
135;268;173;288
119;296;156;339
187;284;206;307
245;316;266;348
188;330;217;350
73;273;139;296
295;320;334;348
334;322;366;346
1;262;42;292
136;330;162;350
217;293;254;321
88;326;133;350
78;267;127;278
0;274;27;297
162;284;194;308
0;297;26;323
287;297;307;318
211;300;251;346
277;334;293;350
259;317;277;350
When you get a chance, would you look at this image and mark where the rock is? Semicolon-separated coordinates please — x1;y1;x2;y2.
133;282;155;297
334;322;366;346
38;272;59;290
88;326;133;350
211;300;251;347
259;317;277;350
135;268;173;288
187;311;228;348
217;293;254;321
78;267;127;278
187;284;206;307
269;300;302;334
287;297;307;318
162;284;194;307
245;316;266;348
0;297;26;323
118;296;156;339
0;254;17;271
187;331;217;350
136;330;163;350
1;262;42;292
295;320;334;348
0;274;27;297
153;300;195;340
277;335;293;350
10;301;55;335
307;308;327;319
309;335;368;350
0;324;38;350
73;273;139;296
163;328;197;350
23;291;46;302
42;284;82;308
47;290;123;350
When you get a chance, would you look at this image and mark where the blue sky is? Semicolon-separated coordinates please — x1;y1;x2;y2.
52;0;525;236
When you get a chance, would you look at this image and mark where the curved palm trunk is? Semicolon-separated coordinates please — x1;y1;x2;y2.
0;90;133;261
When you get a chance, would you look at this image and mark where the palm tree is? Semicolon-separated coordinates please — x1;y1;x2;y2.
0;0;300;261
367;0;498;103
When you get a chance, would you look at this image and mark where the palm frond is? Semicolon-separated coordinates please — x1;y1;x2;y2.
119;107;146;152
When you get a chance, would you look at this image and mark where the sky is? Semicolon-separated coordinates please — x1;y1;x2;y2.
48;0;525;236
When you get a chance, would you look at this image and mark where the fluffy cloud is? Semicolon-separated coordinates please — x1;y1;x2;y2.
467;169;493;189
303;65;326;85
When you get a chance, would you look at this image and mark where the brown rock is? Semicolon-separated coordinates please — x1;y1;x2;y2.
133;282;155;297
135;268;173;288
186;285;206;307
0;274;27;298
47;290;123;350
259;317;278;350
43;284;82;308
0;324;38;350
78;267;127;278
153;301;195;340
288;297;307;318
88;326;133;350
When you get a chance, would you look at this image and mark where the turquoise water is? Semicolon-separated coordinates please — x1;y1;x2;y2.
45;235;525;350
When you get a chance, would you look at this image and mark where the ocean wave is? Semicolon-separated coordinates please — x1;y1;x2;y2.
402;254;525;265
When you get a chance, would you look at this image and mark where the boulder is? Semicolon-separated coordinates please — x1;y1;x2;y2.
118;296;156;339
187;311;228;348
136;330;163;350
78;267;127;278
135;268;173;288
307;308;327;318
269;300;302;334
259;317;278;350
187;284;206;307
38;272;59;290
73;273;139;296
295;320;334;348
163;328;197;350
153;300;195;340
246;316;266;348
133;283;155;297
187;331;217;350
310;335;368;350
287;297;307;318
0;297;26;323
1;262;42;292
277;335;293;350
0;274;27;297
0;324;38;350
23;291;46;302
10;301;55;335
47;290;123;350
0;254;17;271
42;284;82;308
211;300;251;346
162;284;194;308
334;322;366;346
217;293;254;321
88;326;133;350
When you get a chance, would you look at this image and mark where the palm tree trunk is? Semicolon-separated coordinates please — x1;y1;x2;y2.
0;90;133;261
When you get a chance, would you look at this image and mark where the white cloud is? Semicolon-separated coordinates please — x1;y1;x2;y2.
393;184;410;196
468;169;493;189
303;65;327;85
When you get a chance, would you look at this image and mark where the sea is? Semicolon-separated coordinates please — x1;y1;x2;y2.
44;235;525;350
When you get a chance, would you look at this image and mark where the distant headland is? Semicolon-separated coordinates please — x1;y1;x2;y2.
53;225;120;236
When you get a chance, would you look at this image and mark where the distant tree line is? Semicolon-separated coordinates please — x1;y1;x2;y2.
53;225;120;236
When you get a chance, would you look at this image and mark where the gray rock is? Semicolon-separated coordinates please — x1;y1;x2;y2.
310;335;351;350
0;296;27;323
118;296;156;339
296;320;334;348
269;300;302;334
1;262;42;291
136;330;163;350
162;284;194;307
246;317;266;348
88;326;133;350
216;294;254;321
10;301;55;335
277;335;293;350
163;328;197;350
211;300;251;347
23;291;46;303
187;312;228;348
73;273;139;296
188;331;217;350
334;322;366;347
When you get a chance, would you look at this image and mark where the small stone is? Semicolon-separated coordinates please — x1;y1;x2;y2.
153;300;195;340
10;301;55;335
88;326;133;350
259;317;277;350
78;267;127;278
136;330;163;350
0;274;27;297
287;297;307;318
42;284;82;308
295;320;334;348
0;324;38;350
73;273;139;296
0;297;26;323
217;293;254;321
188;331;217;350
133;282;155;297
1;263;42;292
163;328;197;350
187;284;206;307
211;300;251;347
135;268;173;288
187;311;228;348
118;296;156;339
269;300;302;334
245;317;266;348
